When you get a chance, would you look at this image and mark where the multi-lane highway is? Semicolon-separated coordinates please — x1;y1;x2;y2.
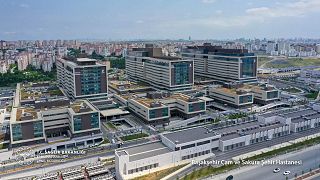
231;144;320;180
169;128;320;180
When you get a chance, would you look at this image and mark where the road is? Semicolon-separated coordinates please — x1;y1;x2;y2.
230;144;320;180
0;138;150;179
169;127;320;180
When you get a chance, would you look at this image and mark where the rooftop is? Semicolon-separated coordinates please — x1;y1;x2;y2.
281;109;317;119
77;58;97;62
16;108;38;121
211;87;252;96
70;101;93;113
20;84;64;101
162;127;220;145
117;141;172;162
109;81;151;92
132;93;201;108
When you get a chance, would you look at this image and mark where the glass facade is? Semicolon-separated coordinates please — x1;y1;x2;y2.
239;95;253;104
90;113;99;128
212;56;238;62
74;116;82;132
149;110;156;119
80;67;102;95
33;121;43;138
188;102;205;112
200;102;205;110
241;57;255;78
172;63;190;85
267;91;279;99
12;124;22;141
162;108;169;116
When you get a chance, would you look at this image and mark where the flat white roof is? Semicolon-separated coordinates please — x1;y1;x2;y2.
199;96;214;101
77;58;97;62
100;108;129;117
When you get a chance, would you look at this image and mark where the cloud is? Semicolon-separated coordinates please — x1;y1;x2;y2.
159;0;320;31
3;31;17;35
201;0;217;4
246;0;320;18
19;3;30;8
135;20;144;24
215;10;223;15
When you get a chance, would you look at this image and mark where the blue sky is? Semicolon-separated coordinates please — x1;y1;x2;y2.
1;0;320;40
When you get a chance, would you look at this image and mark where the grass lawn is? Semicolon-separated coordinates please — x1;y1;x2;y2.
257;56;273;67
132;164;187;180
305;91;319;100
105;122;117;130
262;57;320;68
120;133;148;141
283;87;302;93
227;113;247;119
101;138;110;144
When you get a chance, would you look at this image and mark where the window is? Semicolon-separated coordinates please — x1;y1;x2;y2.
197;140;210;146
149;110;156;119
33;121;43;138
90;113;99;128
181;143;195;150
172;62;191;85
163;108;169;116
241;57;256;78
73;116;82;131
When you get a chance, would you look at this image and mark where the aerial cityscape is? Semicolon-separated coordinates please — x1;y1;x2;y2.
1;0;320;180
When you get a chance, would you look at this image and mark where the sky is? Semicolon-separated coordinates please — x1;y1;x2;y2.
0;0;320;40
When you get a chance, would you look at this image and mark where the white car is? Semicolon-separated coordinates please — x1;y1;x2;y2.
273;168;280;173
283;171;291;175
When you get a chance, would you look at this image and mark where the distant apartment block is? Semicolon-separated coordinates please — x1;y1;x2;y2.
16;53;29;71
57;58;108;100
126;46;194;92
182;44;257;83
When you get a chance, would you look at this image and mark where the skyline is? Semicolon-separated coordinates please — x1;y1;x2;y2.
1;0;320;40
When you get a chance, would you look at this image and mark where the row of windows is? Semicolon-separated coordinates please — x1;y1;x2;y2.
272;131;289;137
179;138;219;151
314;122;320;127
43;112;67;117
128;163;159;174
181;150;211;160
296;125;311;132
224;142;245;151
250;136;269;144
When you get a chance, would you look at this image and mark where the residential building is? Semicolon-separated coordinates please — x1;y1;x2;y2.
16;53;29;71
